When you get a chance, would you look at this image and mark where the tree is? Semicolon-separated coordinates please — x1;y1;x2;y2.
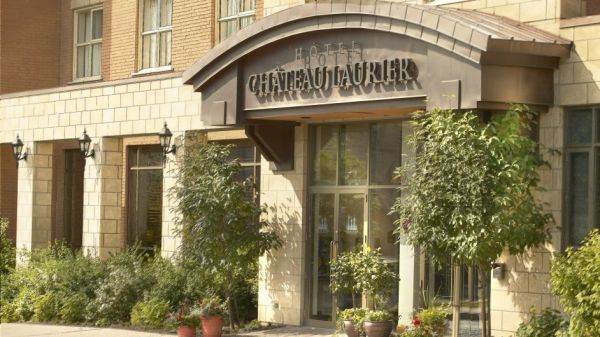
392;106;553;337
551;229;600;337
171;142;281;328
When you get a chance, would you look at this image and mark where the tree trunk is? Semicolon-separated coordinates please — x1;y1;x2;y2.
478;265;488;337
232;294;241;328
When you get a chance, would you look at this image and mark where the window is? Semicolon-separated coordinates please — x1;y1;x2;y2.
74;7;103;79
565;107;600;246
127;145;163;250
213;139;261;202
218;0;255;41
141;0;172;70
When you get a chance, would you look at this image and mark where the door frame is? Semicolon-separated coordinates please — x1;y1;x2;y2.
305;188;369;327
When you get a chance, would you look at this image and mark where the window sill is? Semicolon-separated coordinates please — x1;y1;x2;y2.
561;14;600;28
68;76;103;85
132;66;174;77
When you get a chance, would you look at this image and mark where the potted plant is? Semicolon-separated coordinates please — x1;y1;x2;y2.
166;307;201;337
199;295;227;337
336;307;367;337
364;310;395;337
331;249;365;337
417;305;450;337
330;246;398;337
399;318;435;337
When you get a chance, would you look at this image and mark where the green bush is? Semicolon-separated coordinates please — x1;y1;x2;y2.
1;242;105;324
551;229;600;337
60;293;88;323
130;297;170;328
32;292;59;322
515;307;565;337
90;247;153;325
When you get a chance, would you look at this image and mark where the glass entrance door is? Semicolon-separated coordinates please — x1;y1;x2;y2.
306;120;408;326
308;192;365;323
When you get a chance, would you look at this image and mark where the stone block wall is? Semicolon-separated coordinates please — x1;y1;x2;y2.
16;142;54;252
258;125;308;326
0;73;202;257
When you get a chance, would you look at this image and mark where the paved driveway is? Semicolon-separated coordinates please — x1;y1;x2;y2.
0;323;335;337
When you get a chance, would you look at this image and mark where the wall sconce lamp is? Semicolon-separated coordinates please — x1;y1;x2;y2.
158;122;176;162
78;129;95;158
492;262;506;280
11;135;27;163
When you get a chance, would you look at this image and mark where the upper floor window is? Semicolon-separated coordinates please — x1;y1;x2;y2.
141;0;172;70
218;0;255;42
74;7;103;80
565;107;600;246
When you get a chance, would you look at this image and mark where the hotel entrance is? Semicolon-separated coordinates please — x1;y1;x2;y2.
306;121;410;326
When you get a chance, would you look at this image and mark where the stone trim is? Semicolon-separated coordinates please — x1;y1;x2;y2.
71;0;103;10
560;14;600;28
0;72;183;100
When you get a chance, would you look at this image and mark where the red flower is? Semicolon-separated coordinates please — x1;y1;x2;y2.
424;328;429;333
413;319;421;326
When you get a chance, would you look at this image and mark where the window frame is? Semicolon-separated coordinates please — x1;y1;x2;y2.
139;0;173;72
217;0;256;42
72;5;103;81
564;105;600;247
126;145;164;251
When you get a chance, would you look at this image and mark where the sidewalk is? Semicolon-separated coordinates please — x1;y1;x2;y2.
0;323;335;337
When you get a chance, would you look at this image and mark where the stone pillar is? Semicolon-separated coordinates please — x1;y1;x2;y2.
258;125;307;325
161;133;183;258
397;238;420;325
16;141;53;252
82;137;123;258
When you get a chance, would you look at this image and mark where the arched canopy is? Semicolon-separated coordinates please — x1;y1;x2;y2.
182;1;571;168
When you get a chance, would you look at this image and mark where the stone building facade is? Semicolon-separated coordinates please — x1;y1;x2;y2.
1;0;599;336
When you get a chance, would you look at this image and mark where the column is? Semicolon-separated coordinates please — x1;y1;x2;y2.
16;142;53;252
82;137;123;259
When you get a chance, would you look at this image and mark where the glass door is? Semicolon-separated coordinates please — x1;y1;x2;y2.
307;121;405;326
308;192;366;324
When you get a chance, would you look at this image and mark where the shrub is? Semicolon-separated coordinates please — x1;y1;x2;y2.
60;293;88;323
145;255;189;310
3;241;105;324
551;229;600;337
131;297;170;328
90;247;153;325
0;218;15;275
32;292;59;322
515;307;565;337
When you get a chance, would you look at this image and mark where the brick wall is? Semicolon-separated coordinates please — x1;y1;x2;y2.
0;144;18;244
59;0;74;86
0;0;61;94
105;0;138;80
171;0;215;72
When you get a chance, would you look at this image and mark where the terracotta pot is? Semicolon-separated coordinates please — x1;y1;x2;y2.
343;319;359;337
201;315;224;337
177;325;196;337
363;320;393;337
